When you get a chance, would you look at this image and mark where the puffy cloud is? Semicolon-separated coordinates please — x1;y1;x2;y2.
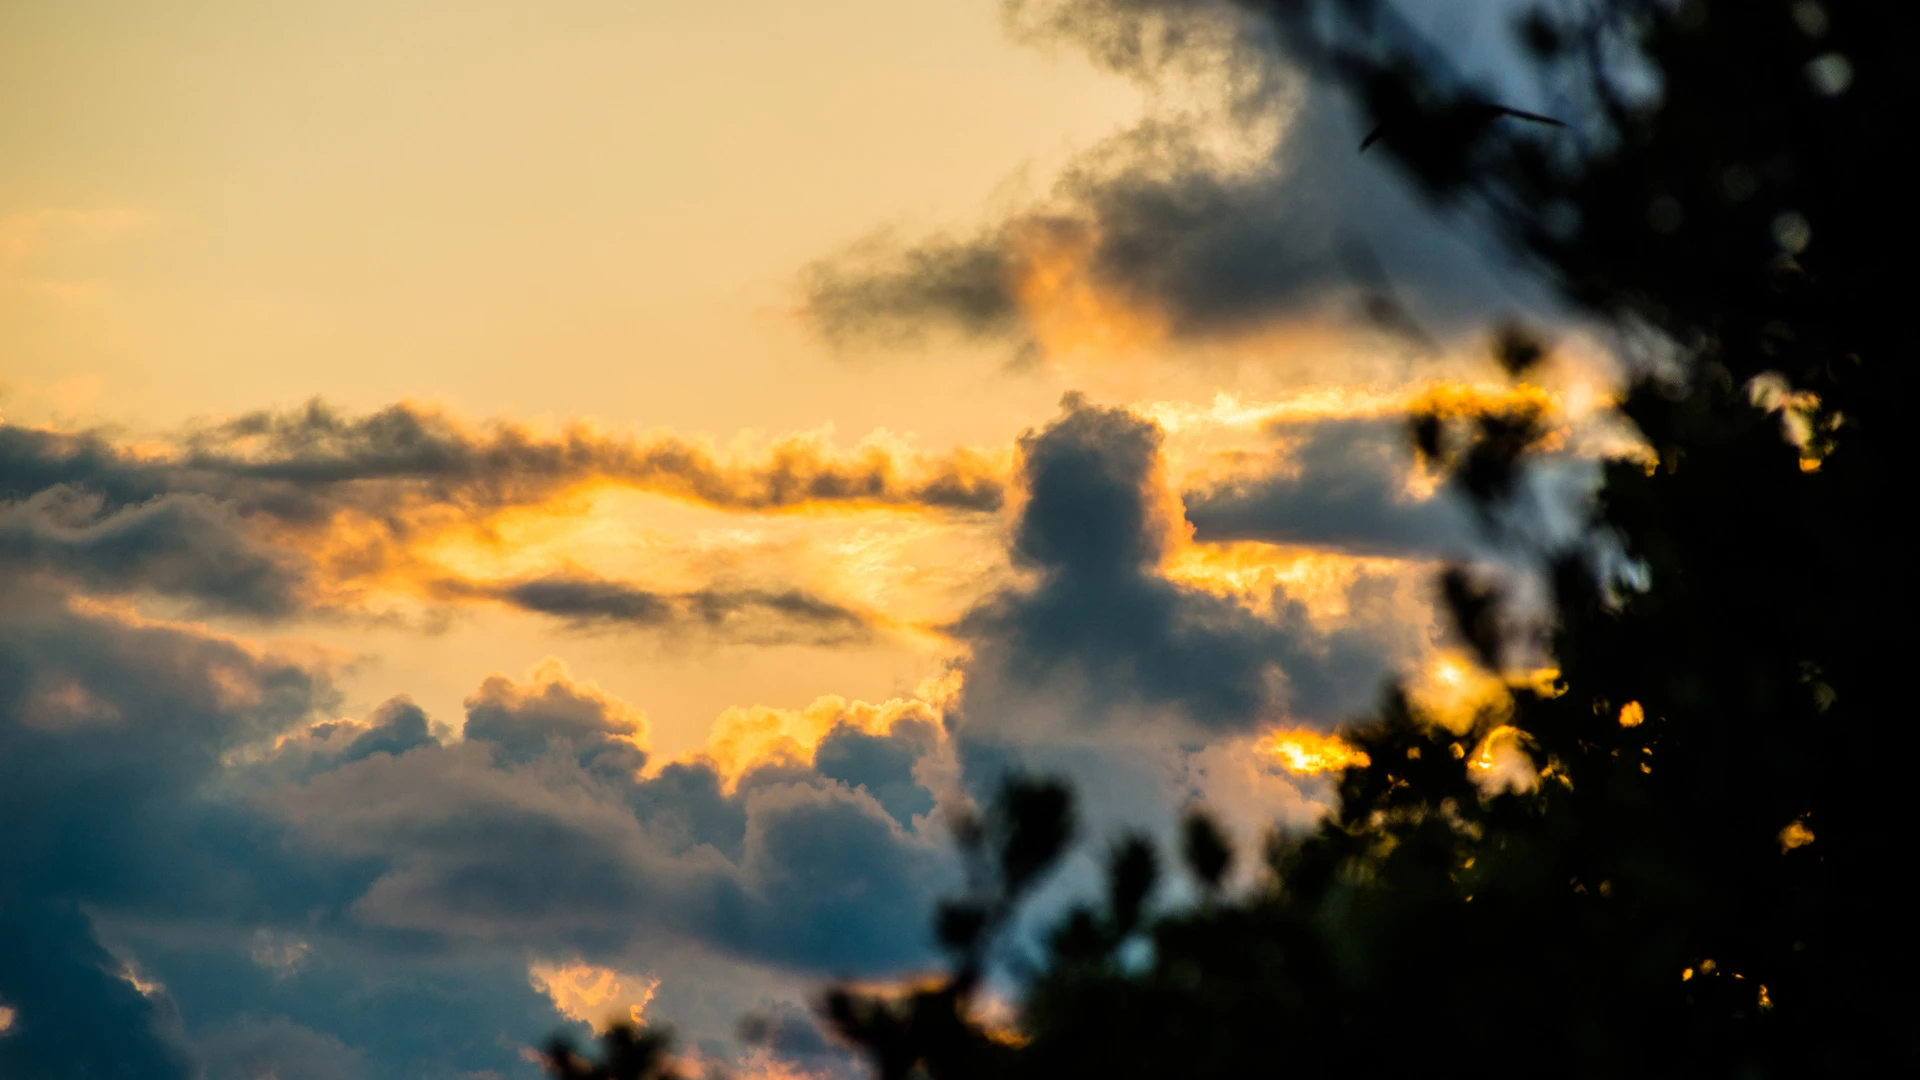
260;663;957;978
812;718;942;828
0;581;353;1079
0;395;1432;1077
957;395;1397;736
462;659;651;772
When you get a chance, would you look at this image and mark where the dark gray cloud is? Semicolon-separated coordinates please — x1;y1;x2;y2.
0;487;307;615
0;579;363;1079
462;668;650;774
0;576;961;1077
272;709;955;976
957;395;1399;734
1183;416;1477;556
443;574;874;647
0;899;197;1080
191;399;1003;514
803;1;1545;353
2;402;999;522
813;717;942;828
741;1001;861;1079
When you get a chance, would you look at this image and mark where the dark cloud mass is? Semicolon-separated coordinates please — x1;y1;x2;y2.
0;581;351;1079
188;399;1004;514
958;395;1399;734
0;579;959;1077
272;673;956;975
0;487;307;615
11;400;999;522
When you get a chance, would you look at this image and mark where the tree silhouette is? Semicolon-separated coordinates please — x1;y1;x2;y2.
801;4;1919;1079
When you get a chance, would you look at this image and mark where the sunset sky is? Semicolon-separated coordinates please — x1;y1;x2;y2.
2;2;1631;1077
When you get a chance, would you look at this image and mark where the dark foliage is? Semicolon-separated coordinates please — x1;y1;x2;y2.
542;1023;681;1080
808;3;1920;1079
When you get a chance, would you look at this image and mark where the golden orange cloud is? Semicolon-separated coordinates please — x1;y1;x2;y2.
678;674;955;793
1261;728;1370;775
528;960;660;1034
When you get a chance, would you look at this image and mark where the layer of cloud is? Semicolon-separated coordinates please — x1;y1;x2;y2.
440;574;873;646
3;400;1003;519
0;402;1000;637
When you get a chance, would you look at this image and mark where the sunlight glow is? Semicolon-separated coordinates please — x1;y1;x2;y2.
1162;542;1416;622
1012;221;1168;359
1778;819;1816;852
1262;729;1370;775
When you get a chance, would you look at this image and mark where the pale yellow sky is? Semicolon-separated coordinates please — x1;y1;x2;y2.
1;0;1151;441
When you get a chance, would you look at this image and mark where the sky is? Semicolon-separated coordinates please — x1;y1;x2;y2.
1;2;1633;1077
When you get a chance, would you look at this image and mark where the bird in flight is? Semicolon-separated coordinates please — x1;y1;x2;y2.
1360;101;1567;152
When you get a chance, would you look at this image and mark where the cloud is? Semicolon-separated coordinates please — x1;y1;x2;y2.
957;395;1398;736
195;1016;366;1080
0;398;1431;1077
1182;416;1477;557
442;574;874;647
528;960;659;1034
1;404;978;635
259;662;958;977
802;1;1539;358
0;580;352;1079
0;486;308;615
463;658;651;775
0;584;965;1075
172;399;1004;516
0;899;197;1080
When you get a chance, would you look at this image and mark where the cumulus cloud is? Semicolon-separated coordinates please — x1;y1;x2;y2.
0;583;968;1076
462;659;651;772
261;663;958;976
957;395;1398;736
0;580;350;1079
